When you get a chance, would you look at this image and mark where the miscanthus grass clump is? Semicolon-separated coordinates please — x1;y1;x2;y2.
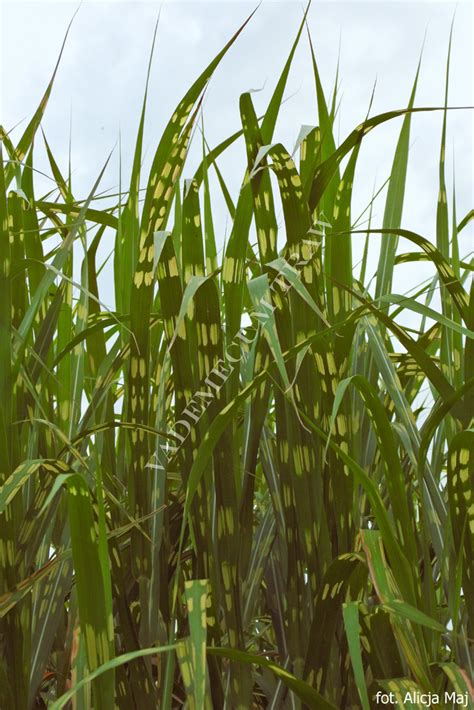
0;7;472;709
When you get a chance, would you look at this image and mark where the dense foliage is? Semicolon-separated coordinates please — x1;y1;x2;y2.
0;8;473;709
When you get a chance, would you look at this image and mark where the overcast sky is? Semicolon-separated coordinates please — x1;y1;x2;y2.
1;0;472;310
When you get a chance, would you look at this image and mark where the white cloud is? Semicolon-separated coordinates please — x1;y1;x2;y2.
1;0;472;312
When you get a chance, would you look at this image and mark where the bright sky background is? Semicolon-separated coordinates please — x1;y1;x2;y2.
1;0;472;311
